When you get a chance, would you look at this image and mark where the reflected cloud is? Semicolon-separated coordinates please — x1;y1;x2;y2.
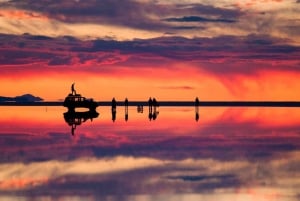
0;156;166;191
0;152;299;199
0;107;299;199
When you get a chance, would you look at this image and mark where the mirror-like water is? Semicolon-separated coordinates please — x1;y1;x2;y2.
0;106;299;201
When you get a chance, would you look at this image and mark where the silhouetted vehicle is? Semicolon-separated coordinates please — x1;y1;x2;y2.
63;93;98;111
64;110;99;135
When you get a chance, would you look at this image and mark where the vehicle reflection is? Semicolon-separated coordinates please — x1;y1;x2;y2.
63;110;99;135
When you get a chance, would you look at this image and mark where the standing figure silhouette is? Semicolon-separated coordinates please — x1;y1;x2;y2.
125;98;129;121
112;98;117;122
71;83;76;95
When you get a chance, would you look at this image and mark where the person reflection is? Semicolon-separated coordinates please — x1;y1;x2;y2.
112;98;117;122
148;97;159;121
148;97;153;121
125;98;128;122
148;111;153;121
195;97;199;121
64;110;99;136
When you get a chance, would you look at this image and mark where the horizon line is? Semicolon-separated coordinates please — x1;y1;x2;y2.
1;101;300;107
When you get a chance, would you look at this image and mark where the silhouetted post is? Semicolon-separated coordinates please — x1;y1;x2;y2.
112;98;117;122
195;97;199;121
125;98;128;121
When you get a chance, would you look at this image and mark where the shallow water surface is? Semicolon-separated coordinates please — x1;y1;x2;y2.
0;106;299;201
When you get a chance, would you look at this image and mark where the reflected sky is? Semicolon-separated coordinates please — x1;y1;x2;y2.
0;106;299;201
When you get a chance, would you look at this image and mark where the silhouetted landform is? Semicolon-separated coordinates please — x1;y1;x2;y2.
64;110;99;135
1;101;300;107
0;94;43;102
63;83;98;112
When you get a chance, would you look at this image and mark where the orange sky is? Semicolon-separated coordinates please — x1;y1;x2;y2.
0;0;299;101
1;64;300;101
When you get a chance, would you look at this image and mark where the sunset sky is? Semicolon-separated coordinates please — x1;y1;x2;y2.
0;0;299;101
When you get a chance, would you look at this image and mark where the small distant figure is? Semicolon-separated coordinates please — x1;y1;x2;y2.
125;98;128;122
148;97;153;114
195;97;199;122
195;97;199;107
112;98;117;108
112;98;117;122
71;83;76;95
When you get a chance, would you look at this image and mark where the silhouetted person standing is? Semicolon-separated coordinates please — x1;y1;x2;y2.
195;97;199;121
148;97;153;113
148;97;153;121
71;83;76;95
195;97;199;107
112;98;117;122
125;98;128;121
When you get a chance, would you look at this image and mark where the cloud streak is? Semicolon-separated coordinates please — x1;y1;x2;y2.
164;16;236;23
0;0;299;41
0;33;299;76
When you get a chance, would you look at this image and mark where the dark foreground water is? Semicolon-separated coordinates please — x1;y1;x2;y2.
0;106;299;201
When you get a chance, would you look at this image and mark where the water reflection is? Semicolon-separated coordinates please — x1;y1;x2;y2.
63;100;204;134
148;97;159;121
64;110;99;135
1;106;300;201
195;97;199;121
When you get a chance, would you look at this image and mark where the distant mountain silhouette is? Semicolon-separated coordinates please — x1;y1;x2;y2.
0;94;43;102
